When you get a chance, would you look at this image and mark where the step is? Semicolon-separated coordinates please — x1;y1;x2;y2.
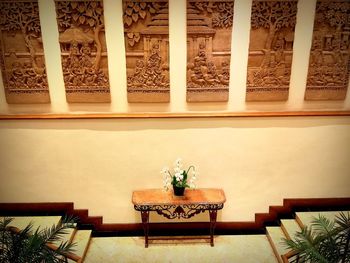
68;230;92;263
280;219;301;240
0;216;62;231
53;226;76;247
295;211;349;229
266;226;289;263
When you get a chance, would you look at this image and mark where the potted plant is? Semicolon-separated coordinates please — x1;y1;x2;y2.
0;216;77;263
282;212;350;263
161;158;197;196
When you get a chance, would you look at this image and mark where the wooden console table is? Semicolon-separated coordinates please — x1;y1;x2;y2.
132;188;226;247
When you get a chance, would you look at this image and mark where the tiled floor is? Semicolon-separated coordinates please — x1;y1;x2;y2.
84;235;278;263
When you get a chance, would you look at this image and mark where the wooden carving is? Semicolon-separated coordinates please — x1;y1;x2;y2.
186;0;234;102
123;0;170;103
305;0;350;101
246;0;298;101
55;0;110;103
0;0;50;104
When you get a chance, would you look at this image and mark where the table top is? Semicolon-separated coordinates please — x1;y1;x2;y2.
132;188;226;206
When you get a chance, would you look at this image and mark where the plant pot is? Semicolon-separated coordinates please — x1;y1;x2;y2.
173;185;185;196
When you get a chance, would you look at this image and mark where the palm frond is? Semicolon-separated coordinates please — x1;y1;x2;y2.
334;212;350;263
282;212;350;263
312;215;341;260
55;239;77;255
335;212;350;234
0;217;13;230
40;222;69;244
311;215;335;235
283;226;329;263
0;215;77;262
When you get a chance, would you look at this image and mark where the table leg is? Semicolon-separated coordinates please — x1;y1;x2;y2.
140;210;150;248
209;209;218;247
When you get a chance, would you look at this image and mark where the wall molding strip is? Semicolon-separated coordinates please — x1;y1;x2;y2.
1;110;350;120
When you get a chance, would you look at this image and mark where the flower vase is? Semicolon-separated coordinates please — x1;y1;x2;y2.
173;185;185;196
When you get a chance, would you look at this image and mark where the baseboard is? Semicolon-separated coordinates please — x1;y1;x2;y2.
1;197;349;236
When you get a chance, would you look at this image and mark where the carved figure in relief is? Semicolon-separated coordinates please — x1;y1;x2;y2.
247;0;297;97
218;61;230;85
187;41;230;89
305;0;350;98
55;0;110;96
81;43;93;68
123;0;169;96
0;0;49;100
273;33;286;65
186;1;233;101
127;43;169;89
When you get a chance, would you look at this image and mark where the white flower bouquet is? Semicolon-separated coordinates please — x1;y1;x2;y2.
161;158;197;192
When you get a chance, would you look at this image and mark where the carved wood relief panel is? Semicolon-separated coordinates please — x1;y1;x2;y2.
54;0;110;103
0;0;50;104
304;0;350;101
123;0;170;103
246;0;298;101
186;0;234;102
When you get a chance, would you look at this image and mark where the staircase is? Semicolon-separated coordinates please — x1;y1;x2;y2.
266;210;349;263
1;210;349;262
0;216;91;263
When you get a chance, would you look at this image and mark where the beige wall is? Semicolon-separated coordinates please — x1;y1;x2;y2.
0;0;349;224
0;117;349;223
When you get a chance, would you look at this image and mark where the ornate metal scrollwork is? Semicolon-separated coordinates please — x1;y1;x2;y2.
134;203;224;219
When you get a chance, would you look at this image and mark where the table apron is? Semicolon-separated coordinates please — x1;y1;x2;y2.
134;204;224;219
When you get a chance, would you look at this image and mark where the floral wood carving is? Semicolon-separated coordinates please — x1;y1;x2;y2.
0;0;50;104
246;0;298;101
123;0;169;103
305;0;350;101
187;0;234;102
55;0;110;103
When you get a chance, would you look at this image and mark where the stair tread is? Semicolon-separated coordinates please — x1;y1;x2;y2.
69;229;91;260
53;227;76;247
0;216;62;231
296;211;350;228
281;219;301;240
266;226;289;258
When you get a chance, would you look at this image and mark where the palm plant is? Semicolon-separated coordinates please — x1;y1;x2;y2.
0;216;77;263
282;212;350;263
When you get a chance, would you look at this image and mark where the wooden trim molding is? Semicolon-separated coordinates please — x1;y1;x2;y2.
1;198;349;236
0;111;350;120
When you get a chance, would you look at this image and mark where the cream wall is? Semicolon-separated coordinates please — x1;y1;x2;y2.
0;117;349;223
0;0;349;224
